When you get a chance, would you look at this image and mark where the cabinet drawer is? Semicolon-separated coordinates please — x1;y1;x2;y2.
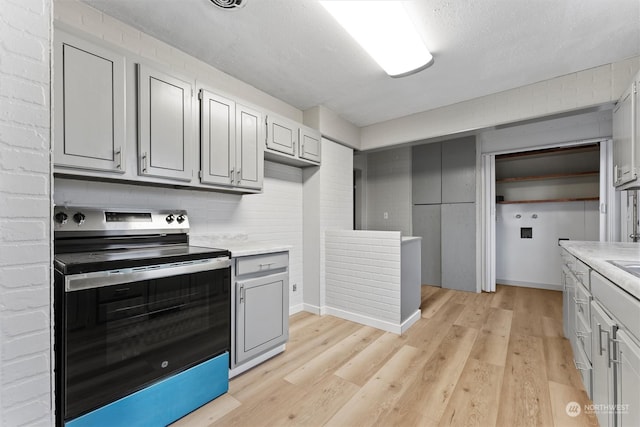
575;307;592;363
591;271;640;341
570;259;590;289
235;252;288;276
561;250;575;268
575;282;592;324
574;342;592;397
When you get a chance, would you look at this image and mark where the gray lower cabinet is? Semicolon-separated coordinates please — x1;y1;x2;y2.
590;299;618;427
616;330;640;427
441;203;476;291
53;30;126;173
234;252;289;366
562;266;576;342
412;204;441;286
138;64;194;181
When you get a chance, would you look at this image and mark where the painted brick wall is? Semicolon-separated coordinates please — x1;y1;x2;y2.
54;161;305;309
0;0;53;424
325;230;401;324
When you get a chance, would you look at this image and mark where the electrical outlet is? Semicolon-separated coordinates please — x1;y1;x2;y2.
292;284;297;292
383;212;389;219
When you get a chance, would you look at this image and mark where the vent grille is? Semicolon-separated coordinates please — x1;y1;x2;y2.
210;0;246;10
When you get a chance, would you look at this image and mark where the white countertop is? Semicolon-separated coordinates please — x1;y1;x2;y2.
560;240;640;300
190;235;291;258
401;236;422;243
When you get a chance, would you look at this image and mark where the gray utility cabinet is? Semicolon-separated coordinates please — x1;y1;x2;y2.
265;114;321;167
138;64;194;182
411;136;476;291
53;30;126;173
200;89;264;190
612;69;640;189
234;252;289;366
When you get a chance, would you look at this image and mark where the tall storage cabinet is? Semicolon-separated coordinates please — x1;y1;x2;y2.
612;70;640;189
411;136;477;291
53;30;126;173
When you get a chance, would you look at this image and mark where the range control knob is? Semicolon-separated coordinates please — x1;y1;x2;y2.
166;214;175;224
176;214;186;224
54;212;68;224
73;212;86;225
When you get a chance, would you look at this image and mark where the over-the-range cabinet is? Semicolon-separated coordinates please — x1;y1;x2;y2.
233;252;289;367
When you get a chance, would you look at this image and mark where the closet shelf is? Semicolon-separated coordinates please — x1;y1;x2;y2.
497;197;599;205
496;171;599;183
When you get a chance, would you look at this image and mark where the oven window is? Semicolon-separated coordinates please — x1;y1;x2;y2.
60;267;230;421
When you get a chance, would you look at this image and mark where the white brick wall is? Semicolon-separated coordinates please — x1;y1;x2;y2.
54;161;305;308
325;230;402;326
0;0;53;424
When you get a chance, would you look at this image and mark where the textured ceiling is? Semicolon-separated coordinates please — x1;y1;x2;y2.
81;0;640;127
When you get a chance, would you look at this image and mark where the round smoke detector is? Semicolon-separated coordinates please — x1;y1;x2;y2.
210;0;246;10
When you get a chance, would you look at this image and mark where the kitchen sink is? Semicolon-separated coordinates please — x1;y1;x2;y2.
608;260;640;279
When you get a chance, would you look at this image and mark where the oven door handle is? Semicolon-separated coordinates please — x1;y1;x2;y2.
64;257;231;292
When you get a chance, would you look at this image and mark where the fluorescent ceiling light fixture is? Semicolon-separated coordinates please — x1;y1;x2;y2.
320;1;433;77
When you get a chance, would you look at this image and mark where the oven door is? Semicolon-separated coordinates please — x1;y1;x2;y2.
55;258;231;423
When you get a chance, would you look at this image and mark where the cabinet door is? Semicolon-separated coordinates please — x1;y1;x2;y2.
412;204;441;286
562;267;575;340
266;115;297;156
53;31;125;173
442;137;476;203
612;85;635;187
235;104;264;190
590;300;617;427
441;203;476;291
236;272;288;364
616;330;640;427
200;90;235;186
138;64;193;181
299;126;321;164
412;142;441;204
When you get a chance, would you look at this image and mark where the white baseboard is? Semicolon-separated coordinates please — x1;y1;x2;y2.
229;344;286;379
324;306;409;335
302;303;321;315
497;280;562;292
400;309;421;334
289;303;304;315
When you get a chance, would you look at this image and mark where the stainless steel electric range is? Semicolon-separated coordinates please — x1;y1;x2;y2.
53;207;231;427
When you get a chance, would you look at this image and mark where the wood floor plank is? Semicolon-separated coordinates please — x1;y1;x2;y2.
324;345;422;427
284;325;383;386
422;288;454;318
376;325;479;426
334;331;404;386
510;310;544;337
496;333;554;427
469;330;510;367
491;284;517;310
404;301;466;349
543;337;585;390
454;302;490;329
171;394;241;426
548;380;599;427
482;307;513;337
438;358;505;426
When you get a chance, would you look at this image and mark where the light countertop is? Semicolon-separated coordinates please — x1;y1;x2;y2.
559;240;640;300
190;235;291;258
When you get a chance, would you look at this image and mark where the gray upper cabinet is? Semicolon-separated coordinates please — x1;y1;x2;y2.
264;114;321;167
299;125;321;164
199;89;263;190
235;104;264;190
442;136;476;203
412;142;442;204
53;30;126;173
266;114;297;156
138;64;193;182
612;76;638;188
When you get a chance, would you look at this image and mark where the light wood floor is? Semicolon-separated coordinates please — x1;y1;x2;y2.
173;285;598;427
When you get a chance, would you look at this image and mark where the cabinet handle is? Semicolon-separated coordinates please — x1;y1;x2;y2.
597;323;604;356
610;338;621;365
230;167;235;183
573;359;590;371
239;285;244;303
114;147;122;169
141;152;148;173
236;168;241;182
602;328;613;367
259;262;274;269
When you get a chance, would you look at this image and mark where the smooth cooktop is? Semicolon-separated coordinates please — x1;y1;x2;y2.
55;245;230;275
